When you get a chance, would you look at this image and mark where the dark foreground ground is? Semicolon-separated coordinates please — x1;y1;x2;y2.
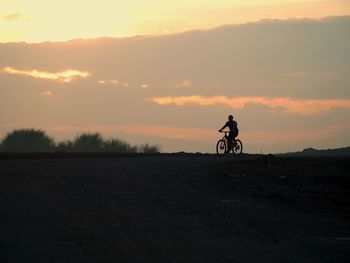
0;154;349;263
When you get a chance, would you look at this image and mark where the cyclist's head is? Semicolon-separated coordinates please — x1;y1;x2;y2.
228;115;234;121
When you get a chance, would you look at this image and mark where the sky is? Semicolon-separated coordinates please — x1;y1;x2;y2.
0;1;350;153
1;0;349;42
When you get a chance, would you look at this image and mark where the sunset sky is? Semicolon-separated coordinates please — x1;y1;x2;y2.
0;0;349;153
1;0;349;42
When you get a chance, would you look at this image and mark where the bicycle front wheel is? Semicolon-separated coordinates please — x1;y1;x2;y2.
216;139;227;155
232;139;243;155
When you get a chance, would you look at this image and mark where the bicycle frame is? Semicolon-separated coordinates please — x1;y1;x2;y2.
217;131;243;155
221;131;235;145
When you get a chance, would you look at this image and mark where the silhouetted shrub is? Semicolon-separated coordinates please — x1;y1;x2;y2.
103;138;137;153
0;129;161;153
72;133;104;152
1;129;55;152
56;140;74;152
138;143;160;153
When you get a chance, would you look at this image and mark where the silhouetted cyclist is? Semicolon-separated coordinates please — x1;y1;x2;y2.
218;115;239;152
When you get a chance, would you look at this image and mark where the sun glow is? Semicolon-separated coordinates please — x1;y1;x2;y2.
0;0;349;42
1;67;90;82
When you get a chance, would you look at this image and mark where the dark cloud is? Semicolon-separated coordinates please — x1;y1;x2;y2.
1;16;349;97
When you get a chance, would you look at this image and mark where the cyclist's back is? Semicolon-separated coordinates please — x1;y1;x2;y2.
219;115;238;138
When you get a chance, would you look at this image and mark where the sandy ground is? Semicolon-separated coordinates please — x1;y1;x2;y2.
0;154;349;263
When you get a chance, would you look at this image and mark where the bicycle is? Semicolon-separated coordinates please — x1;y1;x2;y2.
216;131;243;156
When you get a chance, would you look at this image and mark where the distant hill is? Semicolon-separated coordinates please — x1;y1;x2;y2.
279;146;350;157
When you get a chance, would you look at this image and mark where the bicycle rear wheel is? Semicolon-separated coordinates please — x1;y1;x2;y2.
232;139;243;155
216;139;227;155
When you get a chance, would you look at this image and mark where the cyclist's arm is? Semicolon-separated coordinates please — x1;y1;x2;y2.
219;122;228;132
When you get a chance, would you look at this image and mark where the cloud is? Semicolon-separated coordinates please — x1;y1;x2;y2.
141;83;153;89
110;80;119;85
39;91;53;96
97;79;129;87
175;80;192;88
149;96;350;115
1;67;90;82
3;13;30;22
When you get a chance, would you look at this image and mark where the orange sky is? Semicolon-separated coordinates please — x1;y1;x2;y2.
0;0;349;42
0;2;349;153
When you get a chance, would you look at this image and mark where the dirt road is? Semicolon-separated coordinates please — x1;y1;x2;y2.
0;155;349;262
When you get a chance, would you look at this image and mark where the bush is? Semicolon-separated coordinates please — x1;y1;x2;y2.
103;138;137;153
138;143;160;153
72;133;104;152
56;140;74;152
0;129;161;154
1;129;55;152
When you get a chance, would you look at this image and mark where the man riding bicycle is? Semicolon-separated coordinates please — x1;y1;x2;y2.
218;115;239;152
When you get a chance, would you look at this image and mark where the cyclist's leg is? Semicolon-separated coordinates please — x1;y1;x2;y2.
227;132;234;151
231;130;238;146
224;134;230;153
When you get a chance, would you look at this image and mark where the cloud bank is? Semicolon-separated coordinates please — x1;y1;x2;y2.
149;96;350;115
1;67;90;82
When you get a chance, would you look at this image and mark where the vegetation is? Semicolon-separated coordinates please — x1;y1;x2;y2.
1;129;55;152
103;138;138;153
56;140;74;152
0;129;160;153
138;143;160;153
72;133;104;152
